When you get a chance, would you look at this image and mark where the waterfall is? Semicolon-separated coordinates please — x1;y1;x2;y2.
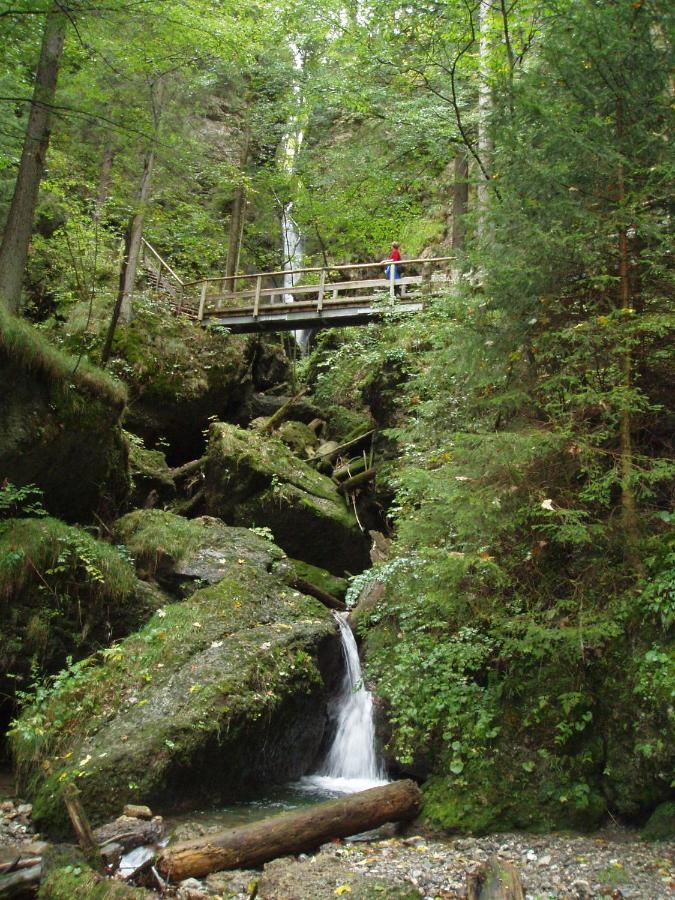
300;612;388;795
279;44;309;353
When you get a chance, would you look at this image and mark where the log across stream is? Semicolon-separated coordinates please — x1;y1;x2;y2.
158;780;422;881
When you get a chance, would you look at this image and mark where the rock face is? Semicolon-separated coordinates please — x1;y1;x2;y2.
127;441;175;508
204;423;370;576
12;514;339;836
0;517;155;732
114;509;285;595
0;310;129;521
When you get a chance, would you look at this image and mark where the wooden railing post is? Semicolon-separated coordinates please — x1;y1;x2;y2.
389;261;396;301
317;269;326;313
198;281;207;321
176;284;184;316
253;275;262;317
155;262;163;290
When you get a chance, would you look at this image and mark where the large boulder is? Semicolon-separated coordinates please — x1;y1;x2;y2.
114;509;284;596
0;309;129;521
0;516;157;732
12;517;339;836
203;423;370;576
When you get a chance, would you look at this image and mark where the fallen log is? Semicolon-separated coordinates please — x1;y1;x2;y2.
157;779;421;882
290;576;346;612
467;856;525;900
337;468;376;494
0;862;42;898
261;387;308;434
64;783;103;870
333;456;367;482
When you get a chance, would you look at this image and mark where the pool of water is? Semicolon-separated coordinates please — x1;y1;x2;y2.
164;775;389;836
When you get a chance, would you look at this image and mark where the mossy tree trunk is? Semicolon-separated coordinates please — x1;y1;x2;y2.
0;5;66;314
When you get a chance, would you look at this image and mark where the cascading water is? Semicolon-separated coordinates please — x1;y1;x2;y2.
279;43;310;353
300;612;388;795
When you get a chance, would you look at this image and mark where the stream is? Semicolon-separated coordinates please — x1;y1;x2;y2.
167;611;387;837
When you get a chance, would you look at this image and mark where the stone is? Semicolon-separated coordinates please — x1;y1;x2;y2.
0;308;129;522
17;523;339;836
204;422;369;575
122;805;153;820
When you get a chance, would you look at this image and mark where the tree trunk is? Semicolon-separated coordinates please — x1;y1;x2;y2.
157;780;422;882
93;141;115;224
118;142;157;324
0;5;66;313
476;0;493;239
101;77;164;360
452;150;469;251
225;136;250;293
615;97;641;570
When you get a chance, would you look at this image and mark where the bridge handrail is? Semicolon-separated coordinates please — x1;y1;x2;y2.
141;238;185;287
183;255;456;290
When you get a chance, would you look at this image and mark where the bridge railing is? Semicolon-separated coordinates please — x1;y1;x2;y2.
182;256;456;321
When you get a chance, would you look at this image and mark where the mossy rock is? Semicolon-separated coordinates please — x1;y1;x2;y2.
12;527;338;836
127;440;175;507
204;423;369;576
0;517;154;724
277;420;319;455
0;309;129;521
115;509;284;596
278;558;349;601
108;307;251;463
642;801;675;841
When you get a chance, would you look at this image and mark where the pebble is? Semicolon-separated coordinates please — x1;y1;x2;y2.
170;827;675;899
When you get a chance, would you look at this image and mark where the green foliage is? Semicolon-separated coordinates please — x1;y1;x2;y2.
0;482;46;520
0;305;126;407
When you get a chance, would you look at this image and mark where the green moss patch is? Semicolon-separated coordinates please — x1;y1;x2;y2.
204;423;369;575
11;532;336;835
114;510;284;590
281;558;349;600
0;517;143;704
0;307;126;409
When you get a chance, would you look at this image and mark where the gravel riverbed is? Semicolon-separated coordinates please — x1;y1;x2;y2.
1;786;673;899
174;827;674;900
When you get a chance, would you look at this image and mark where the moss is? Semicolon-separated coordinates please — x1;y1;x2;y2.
277;420;319;455
12;535;336;835
205;423;369;575
39;867;150;899
642;802;675;841
127;438;175;506
113;509;203;577
0;517;143;711
282;558;349;600
326;406;374;443
0;310;130;521
114;510;285;590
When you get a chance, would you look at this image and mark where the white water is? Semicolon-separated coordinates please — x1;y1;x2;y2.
279;43;309;352
299;612;388;796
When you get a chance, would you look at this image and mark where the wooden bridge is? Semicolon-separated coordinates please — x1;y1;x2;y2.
139;240;455;333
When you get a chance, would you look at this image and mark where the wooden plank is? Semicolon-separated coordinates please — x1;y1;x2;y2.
182;255;456;288
197;282;208;321
317;269;326;312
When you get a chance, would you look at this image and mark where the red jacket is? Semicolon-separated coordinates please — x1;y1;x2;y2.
389;248;401;262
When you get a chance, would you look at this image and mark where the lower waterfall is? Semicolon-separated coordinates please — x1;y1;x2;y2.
301;612;388;795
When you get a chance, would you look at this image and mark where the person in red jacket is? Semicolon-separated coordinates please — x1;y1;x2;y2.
384;241;402;295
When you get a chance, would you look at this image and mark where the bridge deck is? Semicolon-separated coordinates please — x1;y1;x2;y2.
138;243;455;333
204;295;425;333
